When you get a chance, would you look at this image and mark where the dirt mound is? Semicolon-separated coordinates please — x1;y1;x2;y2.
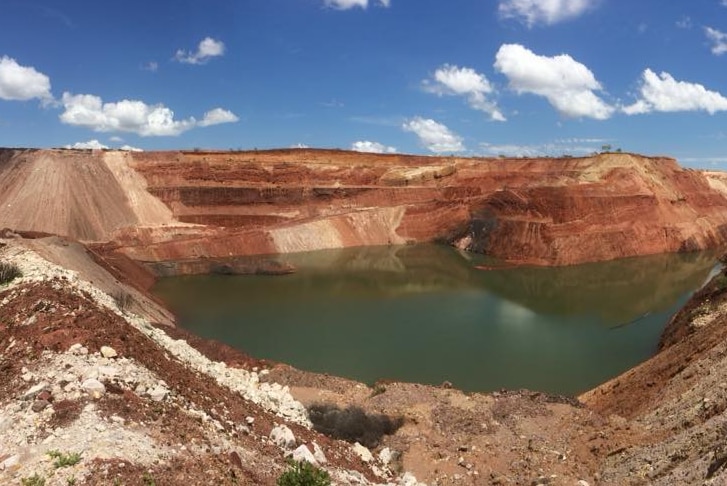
0;149;174;242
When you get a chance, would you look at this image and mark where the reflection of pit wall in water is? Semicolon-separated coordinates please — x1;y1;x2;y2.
152;244;718;395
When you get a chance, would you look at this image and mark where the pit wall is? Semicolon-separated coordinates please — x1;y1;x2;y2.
2;148;727;269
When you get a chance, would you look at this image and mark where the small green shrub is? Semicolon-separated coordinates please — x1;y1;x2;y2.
21;473;46;486
47;450;82;468
0;261;21;285
142;472;156;486
713;273;727;291
113;291;134;312
277;460;330;486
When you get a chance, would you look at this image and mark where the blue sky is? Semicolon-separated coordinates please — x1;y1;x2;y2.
2;0;727;168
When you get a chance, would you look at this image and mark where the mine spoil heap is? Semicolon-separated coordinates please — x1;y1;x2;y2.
2;149;727;484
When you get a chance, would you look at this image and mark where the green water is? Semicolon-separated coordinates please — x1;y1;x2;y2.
152;245;718;395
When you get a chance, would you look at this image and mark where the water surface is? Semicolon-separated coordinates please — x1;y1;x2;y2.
152;245;717;395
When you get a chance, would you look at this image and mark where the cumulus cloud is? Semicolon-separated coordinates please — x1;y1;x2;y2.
175;37;225;65
64;139;108;150
59;92;238;136
402;117;464;153
63;140;144;151
351;140;397;153
706;27;727;55
623;69;727;115
120;145;143;152
480;138;608;157
498;0;594;27
0;56;53;102
198;108;239;127
323;0;389;9
423;64;505;121
494;43;614;120
676;16;692;29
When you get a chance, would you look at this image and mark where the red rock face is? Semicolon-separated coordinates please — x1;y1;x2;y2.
1;148;727;267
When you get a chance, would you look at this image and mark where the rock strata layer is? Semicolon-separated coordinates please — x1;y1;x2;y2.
2;148;727;270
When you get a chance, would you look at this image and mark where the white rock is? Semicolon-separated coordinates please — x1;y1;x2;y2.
398;472;425;486
68;343;88;355
22;382;48;400
291;444;318;466
100;346;118;358
353;442;374;463
148;386;168;402
245;416;255;425
270;424;296;450
577;481;590;486
379;447;395;466
0;454;19;470
98;366;119;378
81;378;106;398
312;442;327;464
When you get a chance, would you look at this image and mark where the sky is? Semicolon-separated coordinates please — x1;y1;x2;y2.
2;0;727;168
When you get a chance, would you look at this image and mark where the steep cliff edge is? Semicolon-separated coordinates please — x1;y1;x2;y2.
1;148;727;268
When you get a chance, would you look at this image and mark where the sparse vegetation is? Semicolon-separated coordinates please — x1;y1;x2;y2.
142;472;156;486
66;476;77;485
113;291;134;312
277;460;331;486
21;474;46;486
713;273;727;292
0;261;21;285
47;449;82;468
307;403;403;448
370;381;387;397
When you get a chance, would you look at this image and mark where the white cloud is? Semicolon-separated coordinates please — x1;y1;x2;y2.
498;0;594;27
402;117;464;153
706;27;727;55
109;136;124;142
0;56;53;102
423;64;505;121
480;139;607;157
623;69;727;115
63;139;144;151
351;140;397;153
494;43;614;120
323;0;389;9
291;143;309;149
64;139;108;150
676;16;692;29
198;108;239;127
59;92;238;136
120;144;143;152
175;37;225;65
142;61;159;72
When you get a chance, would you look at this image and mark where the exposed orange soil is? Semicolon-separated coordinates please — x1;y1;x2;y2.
2;149;727;271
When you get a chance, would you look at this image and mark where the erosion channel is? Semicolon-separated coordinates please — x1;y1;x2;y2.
153;244;719;395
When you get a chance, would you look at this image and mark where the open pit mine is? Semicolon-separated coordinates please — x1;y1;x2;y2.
3;148;727;485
